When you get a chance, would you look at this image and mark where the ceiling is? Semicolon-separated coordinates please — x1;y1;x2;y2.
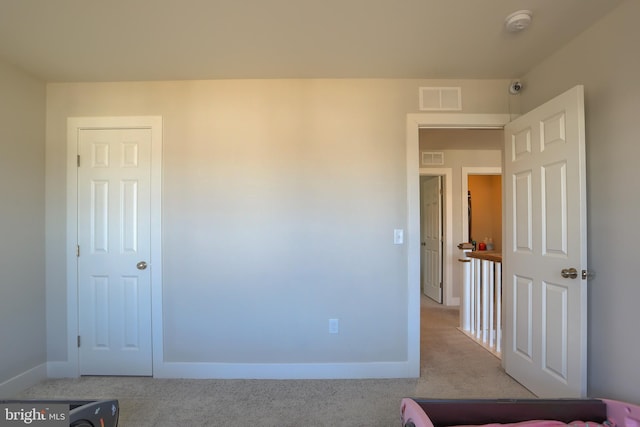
0;0;624;82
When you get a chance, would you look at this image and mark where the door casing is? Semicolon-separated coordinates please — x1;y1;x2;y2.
65;116;163;377
406;113;511;377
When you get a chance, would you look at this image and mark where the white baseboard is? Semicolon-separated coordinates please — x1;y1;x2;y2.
446;296;460;307
154;361;417;380
0;364;47;399
46;361;78;378
36;361;420;382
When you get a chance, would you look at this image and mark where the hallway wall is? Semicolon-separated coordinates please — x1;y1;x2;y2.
468;174;502;252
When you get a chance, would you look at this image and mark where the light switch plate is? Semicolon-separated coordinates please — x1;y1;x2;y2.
329;318;339;334
394;229;404;244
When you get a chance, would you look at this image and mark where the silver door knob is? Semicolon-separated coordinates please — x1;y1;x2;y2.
136;261;148;270
561;267;578;279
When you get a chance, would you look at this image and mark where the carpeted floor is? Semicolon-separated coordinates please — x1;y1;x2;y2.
17;296;534;426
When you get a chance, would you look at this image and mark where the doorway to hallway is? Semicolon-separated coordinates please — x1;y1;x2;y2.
418;129;504;309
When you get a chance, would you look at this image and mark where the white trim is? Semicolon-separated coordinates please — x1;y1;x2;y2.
419;168;456;306
154;361;414;380
47;361;76;378
65;119;79;377
0;364;47;399
406;113;510;376
409;113;510;128
461;167;502;244
65;116;163;378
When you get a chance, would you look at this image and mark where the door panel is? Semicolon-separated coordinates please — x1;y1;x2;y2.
504;85;587;397
513;171;533;252
513;275;532;360
542;161;568;255
543;282;568;380
78;128;152;376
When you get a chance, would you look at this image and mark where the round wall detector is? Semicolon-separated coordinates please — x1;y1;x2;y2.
505;10;533;32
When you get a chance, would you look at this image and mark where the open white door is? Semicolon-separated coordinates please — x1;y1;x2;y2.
421;176;443;303
504;86;587;397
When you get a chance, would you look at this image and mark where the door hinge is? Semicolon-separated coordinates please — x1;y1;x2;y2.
76;245;80;257
77;336;81;348
77;155;80;167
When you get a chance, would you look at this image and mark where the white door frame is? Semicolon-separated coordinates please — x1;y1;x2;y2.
406;113;511;376
419;169;454;305
64;116;163;377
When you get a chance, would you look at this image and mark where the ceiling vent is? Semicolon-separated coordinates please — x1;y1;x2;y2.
419;87;462;111
421;151;445;166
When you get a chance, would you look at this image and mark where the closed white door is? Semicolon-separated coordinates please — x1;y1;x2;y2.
504;86;587;397
77;127;153;376
421;176;443;303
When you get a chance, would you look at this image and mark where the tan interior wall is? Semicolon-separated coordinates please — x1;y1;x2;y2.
468;175;501;252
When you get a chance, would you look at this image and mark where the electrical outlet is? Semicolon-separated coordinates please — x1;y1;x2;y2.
329;318;339;334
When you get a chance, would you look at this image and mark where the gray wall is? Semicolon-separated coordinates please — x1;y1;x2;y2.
45;79;512;369
0;60;46;390
520;0;640;404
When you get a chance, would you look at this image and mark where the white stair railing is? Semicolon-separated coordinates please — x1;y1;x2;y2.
459;251;502;357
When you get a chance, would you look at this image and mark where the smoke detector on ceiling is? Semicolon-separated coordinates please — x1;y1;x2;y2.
505;10;533;33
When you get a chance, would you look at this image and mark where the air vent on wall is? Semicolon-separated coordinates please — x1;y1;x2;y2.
421;151;445;166
419;87;462;111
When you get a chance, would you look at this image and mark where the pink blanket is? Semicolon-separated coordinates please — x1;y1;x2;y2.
452;421;612;427
400;399;614;427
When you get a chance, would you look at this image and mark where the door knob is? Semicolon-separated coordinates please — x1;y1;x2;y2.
136;261;148;270
561;267;578;279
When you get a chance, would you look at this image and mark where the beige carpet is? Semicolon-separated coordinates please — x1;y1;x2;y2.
17;296;534;426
